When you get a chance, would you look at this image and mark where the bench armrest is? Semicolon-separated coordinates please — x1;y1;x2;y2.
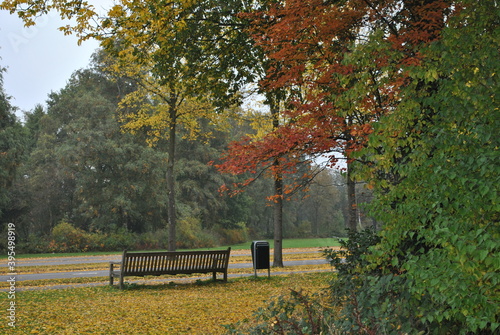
109;261;122;287
109;261;122;272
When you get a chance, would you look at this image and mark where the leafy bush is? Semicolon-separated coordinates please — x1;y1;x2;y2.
135;229;168;250
20;224;217;253
324;228;499;334
177;216;217;249
16;234;50;254
225;288;333;335
49;221;97;252
215;222;249;245
323;229;421;334
228;229;424;334
100;229;137;251
353;1;500;333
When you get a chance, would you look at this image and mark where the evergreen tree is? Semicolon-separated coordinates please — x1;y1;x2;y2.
0;65;25;223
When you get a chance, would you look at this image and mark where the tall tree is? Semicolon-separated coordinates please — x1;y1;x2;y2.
18;111;76;234
175;117;249;230
1;0;261;250
218;0;368;234
97;1;261;249
229;0;453;233
52;69;167;232
0;65;25;222
355;1;500;331
270;96;284;266
17;66;168;235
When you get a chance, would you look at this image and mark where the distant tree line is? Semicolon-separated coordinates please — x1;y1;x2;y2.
0;58;360;253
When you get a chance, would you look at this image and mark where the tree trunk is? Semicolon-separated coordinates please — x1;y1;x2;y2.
273;158;284;267
166;101;178;251
270;98;284;267
346;159;357;231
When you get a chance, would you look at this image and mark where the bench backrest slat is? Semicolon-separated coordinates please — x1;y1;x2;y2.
121;248;230;275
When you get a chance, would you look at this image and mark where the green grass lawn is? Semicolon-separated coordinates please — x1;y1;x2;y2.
227;237;342;250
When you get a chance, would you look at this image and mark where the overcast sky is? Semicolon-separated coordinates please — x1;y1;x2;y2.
0;10;100;116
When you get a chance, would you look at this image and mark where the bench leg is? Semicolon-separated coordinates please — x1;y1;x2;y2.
224;270;227;282
109;264;114;286
213;271;217;282
119;274;124;289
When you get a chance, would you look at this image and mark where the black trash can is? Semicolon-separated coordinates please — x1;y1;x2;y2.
251;241;270;277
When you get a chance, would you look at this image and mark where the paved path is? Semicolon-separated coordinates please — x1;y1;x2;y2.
0;259;329;282
0;250;333;291
2;250;323;267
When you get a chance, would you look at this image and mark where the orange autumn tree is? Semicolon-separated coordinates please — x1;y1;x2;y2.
217;0;451;231
218;0;376;233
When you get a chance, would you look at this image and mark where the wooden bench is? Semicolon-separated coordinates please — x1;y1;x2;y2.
109;248;231;289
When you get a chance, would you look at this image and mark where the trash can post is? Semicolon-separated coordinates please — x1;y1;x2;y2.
251;241;270;278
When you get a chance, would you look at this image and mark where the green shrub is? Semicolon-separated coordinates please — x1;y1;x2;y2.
225;288;332;335
17;234;50;254
49;221;95;252
229;229;422;334
177;216;217;249
101;229;137;251
215;222;249;245
323;229;423;334
135;230;168;250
